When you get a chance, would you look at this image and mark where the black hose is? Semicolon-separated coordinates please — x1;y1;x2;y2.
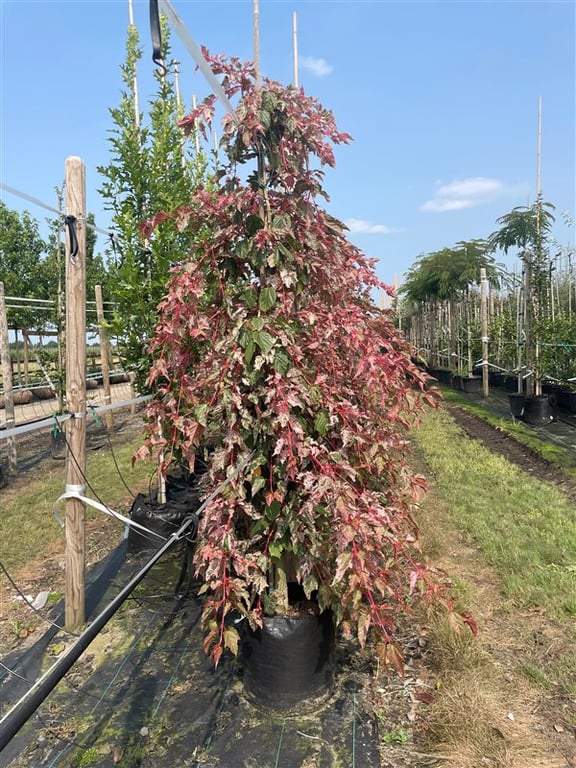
0;513;198;752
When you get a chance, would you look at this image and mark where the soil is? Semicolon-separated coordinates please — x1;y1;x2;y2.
1;404;576;766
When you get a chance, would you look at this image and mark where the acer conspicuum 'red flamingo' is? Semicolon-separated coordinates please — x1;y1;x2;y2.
137;50;474;666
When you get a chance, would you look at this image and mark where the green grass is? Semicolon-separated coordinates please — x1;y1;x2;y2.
414;408;576;617
0;435;153;573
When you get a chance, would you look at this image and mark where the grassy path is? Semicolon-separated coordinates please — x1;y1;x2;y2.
410;407;576;767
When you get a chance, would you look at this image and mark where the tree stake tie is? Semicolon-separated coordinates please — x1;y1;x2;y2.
149;0;167;77
88;404;100;425
64;215;79;261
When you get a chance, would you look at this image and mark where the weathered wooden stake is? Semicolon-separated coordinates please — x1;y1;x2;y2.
95;284;114;431
64;156;87;630
0;282;17;474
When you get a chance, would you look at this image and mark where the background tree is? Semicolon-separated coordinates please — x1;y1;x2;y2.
401;240;502;370
98;18;209;388
0;201;47;344
489;196;555;394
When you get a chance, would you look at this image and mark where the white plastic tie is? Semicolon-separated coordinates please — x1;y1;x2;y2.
65;483;86;495
53;489;166;540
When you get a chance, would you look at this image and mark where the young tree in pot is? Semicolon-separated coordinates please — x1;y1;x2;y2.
138;52;468;705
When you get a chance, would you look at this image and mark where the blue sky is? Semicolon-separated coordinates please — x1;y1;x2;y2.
1;0;574;287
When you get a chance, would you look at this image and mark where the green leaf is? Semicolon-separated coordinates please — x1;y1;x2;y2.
245;214;264;235
272;213;292;230
273;348;291;375
249;518;269;537
269;541;285;559
251;475;266;495
244;339;255;364
314;410;330;436
244;287;258;309
223;628;239;656
265;501;282;521
251;317;265;332
254;330;276;355
195;403;209;426
259;286;277;312
259;109;271;129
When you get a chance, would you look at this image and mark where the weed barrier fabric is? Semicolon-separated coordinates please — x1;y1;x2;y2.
1;552;380;767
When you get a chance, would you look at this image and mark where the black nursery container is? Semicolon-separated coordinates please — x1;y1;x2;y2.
461;376;482;394
522;395;554;426
508;393;526;418
241;590;336;712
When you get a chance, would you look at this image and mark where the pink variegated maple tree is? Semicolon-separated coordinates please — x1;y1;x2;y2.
140;51;458;665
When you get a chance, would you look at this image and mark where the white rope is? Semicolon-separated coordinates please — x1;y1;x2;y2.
159;0;239;124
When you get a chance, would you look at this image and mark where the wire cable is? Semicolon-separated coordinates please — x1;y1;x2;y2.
0;661;33;684
0;563;79;638
0;182;113;237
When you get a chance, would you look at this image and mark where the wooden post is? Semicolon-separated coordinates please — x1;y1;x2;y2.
0;282;17;474
480;268;489;398
95;285;114;431
64;156;87;630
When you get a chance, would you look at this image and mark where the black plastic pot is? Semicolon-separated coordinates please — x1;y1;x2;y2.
567;392;576;413
489;372;505;388
127;490;201;554
505;376;521;392
522;395;554;426
461;376;482;393
557;388;572;409
241;607;336;711
508;393;526;418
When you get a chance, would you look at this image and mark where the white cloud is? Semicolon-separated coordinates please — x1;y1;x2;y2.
421;177;505;213
344;218;396;234
299;56;333;77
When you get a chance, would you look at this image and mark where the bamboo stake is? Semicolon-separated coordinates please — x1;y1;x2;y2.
293;12;299;87
480;268;489;397
64;156;87;630
0;282;17;474
128;0;140;130
534;95;542;396
192;95;201;156
253;0;260;85
95;285;113;431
